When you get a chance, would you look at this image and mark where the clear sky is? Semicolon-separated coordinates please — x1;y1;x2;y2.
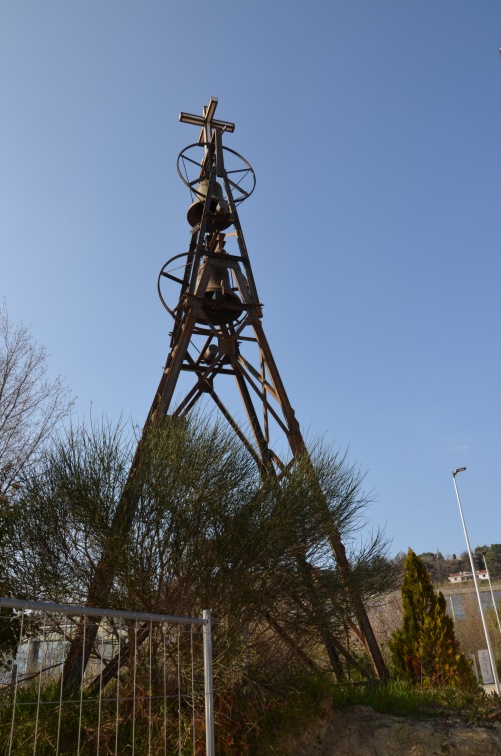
1;1;500;558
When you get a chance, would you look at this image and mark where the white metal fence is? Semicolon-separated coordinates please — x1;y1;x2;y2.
0;597;214;755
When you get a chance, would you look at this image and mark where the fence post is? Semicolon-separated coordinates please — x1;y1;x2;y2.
202;610;215;756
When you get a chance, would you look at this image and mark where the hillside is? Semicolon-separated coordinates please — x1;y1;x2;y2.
416;545;501;584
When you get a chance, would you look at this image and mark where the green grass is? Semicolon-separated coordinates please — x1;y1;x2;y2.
331;679;501;726
0;681;199;755
3;674;500;755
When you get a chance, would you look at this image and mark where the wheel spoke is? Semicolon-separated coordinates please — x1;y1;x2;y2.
177;144;255;201
227;177;250;198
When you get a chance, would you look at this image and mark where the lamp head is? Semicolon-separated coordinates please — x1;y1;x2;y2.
452;467;467;477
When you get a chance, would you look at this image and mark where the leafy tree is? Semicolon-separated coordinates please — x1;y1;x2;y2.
417;551;451;585
418;552;435;570
475;545;501;579
487;545;501;577
389;549;477;689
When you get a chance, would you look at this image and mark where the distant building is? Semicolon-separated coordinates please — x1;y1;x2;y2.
448;570;489;583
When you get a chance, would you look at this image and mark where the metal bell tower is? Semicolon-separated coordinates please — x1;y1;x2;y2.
62;98;388;689
148;97;303;472
147;98;387;678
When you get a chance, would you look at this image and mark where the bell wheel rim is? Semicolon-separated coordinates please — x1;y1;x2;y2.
177;143;256;205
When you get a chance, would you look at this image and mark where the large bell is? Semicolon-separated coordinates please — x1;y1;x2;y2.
187;179;231;231
196;259;243;325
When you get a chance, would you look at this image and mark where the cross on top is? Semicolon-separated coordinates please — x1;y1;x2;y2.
179;97;235;145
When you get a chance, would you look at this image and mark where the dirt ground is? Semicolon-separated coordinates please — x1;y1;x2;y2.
275;702;501;755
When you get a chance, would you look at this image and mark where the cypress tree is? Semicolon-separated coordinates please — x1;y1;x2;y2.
389;549;477;689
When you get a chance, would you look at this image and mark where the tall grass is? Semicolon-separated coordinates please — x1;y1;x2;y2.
330;679;500;722
0;680;199;755
2;673;500;755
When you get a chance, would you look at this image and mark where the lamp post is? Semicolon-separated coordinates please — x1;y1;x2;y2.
452;468;500;694
483;550;501;637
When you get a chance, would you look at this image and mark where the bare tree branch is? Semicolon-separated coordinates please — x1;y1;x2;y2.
0;304;74;498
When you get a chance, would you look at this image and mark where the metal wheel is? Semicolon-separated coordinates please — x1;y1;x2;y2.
177;143;256;204
157;253;191;322
158;251;246;328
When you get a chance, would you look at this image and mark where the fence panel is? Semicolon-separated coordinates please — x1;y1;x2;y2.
0;598;213;755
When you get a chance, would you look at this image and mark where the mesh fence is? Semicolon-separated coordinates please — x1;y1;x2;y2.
0;598;213;755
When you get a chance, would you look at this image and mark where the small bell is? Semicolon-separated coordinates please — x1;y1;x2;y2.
195;259;243;325
187;179;231;231
202;344;218;363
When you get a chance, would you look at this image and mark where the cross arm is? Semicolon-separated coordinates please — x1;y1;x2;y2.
179;97;235;145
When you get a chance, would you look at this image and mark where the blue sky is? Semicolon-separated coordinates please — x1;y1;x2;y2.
1;1;500;557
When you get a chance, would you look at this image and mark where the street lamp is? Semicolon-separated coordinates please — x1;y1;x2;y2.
483;550;501;638
452;467;500;694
